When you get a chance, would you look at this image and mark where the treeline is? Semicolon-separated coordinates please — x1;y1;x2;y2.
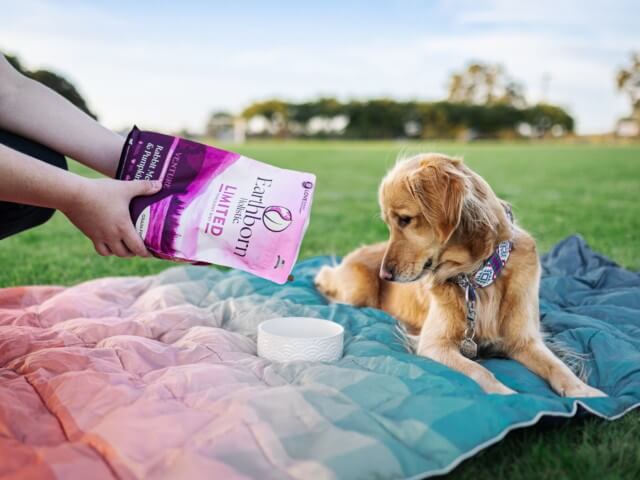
232;62;575;140
238;98;574;140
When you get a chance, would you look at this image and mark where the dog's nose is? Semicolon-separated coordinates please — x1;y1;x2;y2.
380;265;395;281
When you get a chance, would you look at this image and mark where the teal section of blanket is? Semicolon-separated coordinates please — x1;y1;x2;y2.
161;236;640;479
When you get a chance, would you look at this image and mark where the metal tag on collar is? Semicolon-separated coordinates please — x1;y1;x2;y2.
460;337;478;359
461;322;478;358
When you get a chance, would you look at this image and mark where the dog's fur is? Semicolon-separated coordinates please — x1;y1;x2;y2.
315;154;605;396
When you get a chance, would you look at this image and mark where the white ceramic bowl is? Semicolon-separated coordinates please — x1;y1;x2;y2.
257;317;344;362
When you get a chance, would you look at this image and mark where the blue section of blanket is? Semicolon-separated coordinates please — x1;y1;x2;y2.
194;235;640;479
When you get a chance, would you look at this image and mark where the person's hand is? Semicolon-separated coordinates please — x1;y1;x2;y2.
60;177;162;257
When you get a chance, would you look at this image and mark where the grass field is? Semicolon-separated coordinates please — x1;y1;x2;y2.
2;141;639;478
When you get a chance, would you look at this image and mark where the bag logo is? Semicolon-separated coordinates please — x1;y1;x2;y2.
263;206;293;232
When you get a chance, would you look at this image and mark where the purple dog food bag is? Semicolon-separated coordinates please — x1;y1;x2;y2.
116;127;315;284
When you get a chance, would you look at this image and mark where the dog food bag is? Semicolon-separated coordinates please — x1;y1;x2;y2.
116;127;316;284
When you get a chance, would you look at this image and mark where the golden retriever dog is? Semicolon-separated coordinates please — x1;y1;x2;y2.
315;153;605;396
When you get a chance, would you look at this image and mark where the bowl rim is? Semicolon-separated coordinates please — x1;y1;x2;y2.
258;317;344;340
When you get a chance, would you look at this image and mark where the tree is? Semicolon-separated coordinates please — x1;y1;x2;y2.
447;62;526;108
2;52;97;119
524;103;574;137
343;99;407;139
289;97;342;124
241;99;289;137
616;52;640;119
241;99;289;121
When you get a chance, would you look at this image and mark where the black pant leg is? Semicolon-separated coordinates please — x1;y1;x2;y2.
0;129;68;240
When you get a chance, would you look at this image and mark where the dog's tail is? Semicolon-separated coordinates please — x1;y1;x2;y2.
542;331;590;382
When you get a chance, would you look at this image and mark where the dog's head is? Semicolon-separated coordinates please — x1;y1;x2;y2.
378;153;502;284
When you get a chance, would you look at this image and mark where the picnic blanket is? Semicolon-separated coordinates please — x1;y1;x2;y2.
1;235;638;479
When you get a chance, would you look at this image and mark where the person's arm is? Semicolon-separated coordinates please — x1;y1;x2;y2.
0;54;122;177
0;54;161;257
0;142;160;257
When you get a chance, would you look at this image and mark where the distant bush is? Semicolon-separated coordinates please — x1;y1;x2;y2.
240;98;574;140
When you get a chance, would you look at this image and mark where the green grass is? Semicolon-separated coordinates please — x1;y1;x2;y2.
1;140;639;478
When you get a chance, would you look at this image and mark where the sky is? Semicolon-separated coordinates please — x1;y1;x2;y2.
2;0;639;134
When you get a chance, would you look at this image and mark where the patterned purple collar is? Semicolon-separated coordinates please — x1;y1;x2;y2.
471;239;513;288
449;205;514;359
454;204;514;289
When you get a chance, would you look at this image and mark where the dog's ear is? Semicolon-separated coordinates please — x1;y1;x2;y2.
407;159;465;243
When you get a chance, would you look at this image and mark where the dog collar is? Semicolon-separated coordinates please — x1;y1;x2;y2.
449;205;514;359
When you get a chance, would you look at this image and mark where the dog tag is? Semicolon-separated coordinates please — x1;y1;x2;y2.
460;338;478;359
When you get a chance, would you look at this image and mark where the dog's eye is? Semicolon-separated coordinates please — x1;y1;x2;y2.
397;216;412;228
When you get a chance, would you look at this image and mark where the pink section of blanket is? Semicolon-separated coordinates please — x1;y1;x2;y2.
0;272;272;480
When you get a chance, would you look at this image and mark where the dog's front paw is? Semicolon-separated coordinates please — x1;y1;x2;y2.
563;383;607;398
314;266;337;300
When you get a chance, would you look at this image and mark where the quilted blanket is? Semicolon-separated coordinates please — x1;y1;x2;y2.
1;235;638;479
